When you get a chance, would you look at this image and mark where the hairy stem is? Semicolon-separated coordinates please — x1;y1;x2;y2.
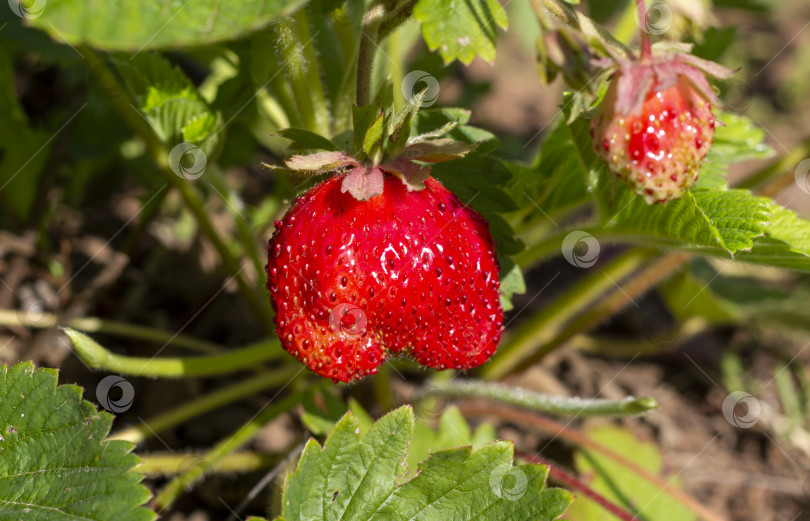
636;0;653;59
356;4;385;107
63;328;284;378
136;451;277;477
111;367;300;444
0;309;221;354
274;12;331;136
416;379;657;417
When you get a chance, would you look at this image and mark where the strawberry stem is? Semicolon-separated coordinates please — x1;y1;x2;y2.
63;327;283;378
635;0;653;59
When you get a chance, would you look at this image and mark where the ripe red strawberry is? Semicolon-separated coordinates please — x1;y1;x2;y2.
591;54;733;204
266;172;503;382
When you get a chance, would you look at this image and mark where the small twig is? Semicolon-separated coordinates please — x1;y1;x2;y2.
636;0;653;59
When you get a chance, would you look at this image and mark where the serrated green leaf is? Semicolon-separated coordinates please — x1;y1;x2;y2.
409;406;497;478
116;53;220;152
735;204;810;270
0;362;154;521
414;0;508;65
275;406;572;521
29;0;303;51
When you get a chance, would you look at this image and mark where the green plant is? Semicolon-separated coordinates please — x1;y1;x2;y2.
1;0;809;519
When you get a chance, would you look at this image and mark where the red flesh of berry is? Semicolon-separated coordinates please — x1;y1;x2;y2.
266;174;503;382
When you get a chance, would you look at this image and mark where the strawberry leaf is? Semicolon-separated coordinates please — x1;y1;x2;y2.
414;0;508;65
28;0;300;51
273;406;572;521
0;362;154;521
283;151;358;174
115;53;220;155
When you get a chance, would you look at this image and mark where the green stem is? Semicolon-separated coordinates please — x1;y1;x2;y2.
136;451;278;477
482;248;656;380
0;309;221;354
418;379;658;416
63;328;284;378
111;367;300;444
153;390;306;508
356;5;385;107
81;47;272;331
274;13;331;135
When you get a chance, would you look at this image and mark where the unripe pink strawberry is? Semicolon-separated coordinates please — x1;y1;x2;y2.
591;54;734;204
